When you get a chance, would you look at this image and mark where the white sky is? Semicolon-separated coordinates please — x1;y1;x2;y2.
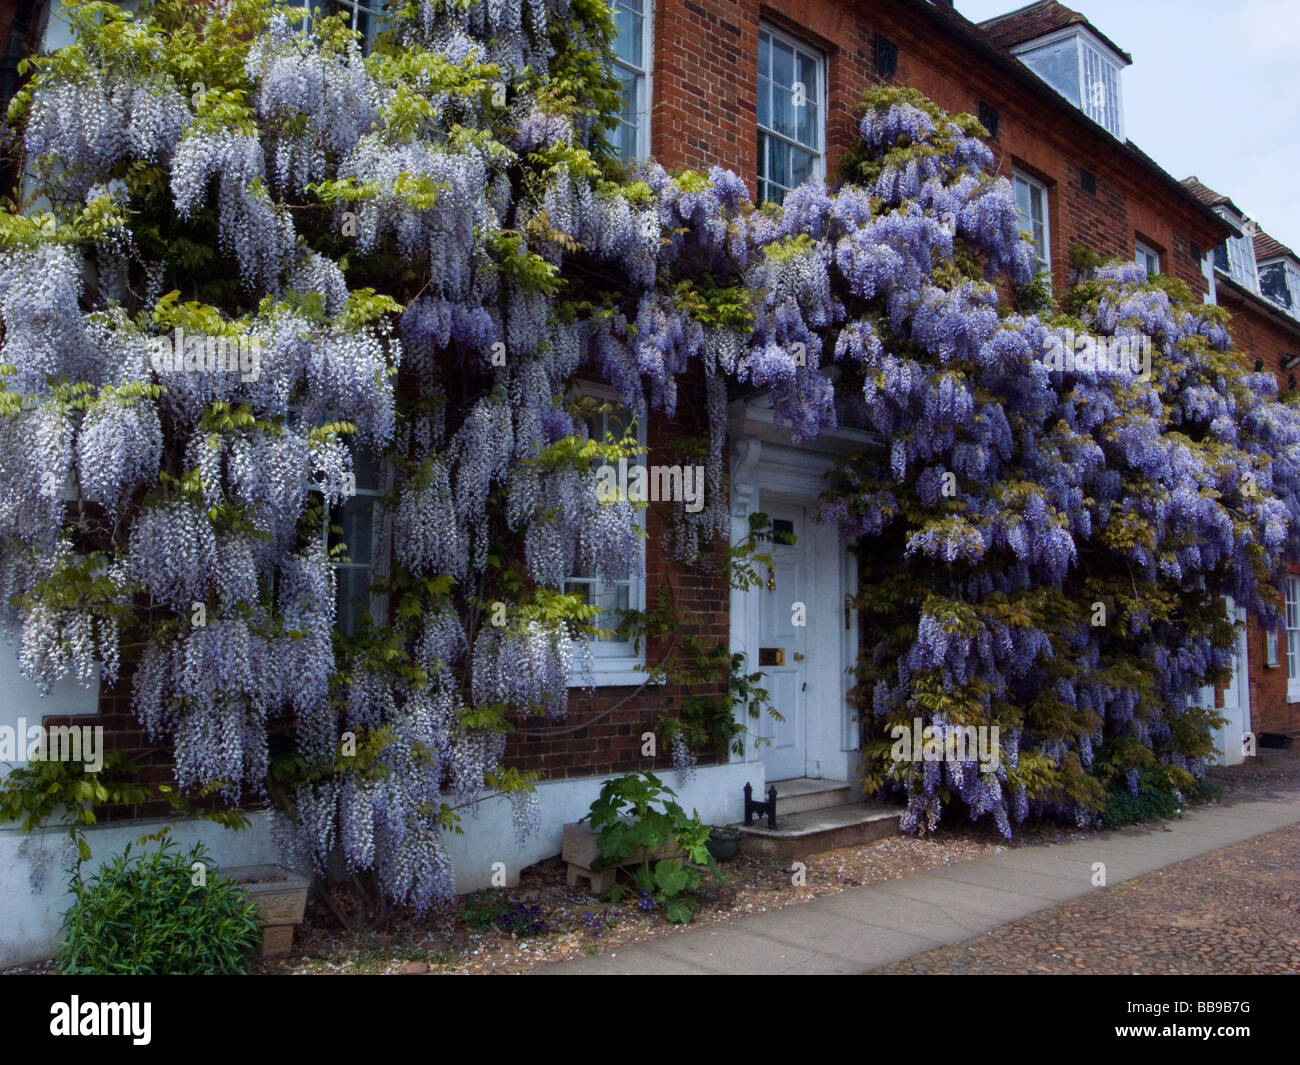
956;0;1300;251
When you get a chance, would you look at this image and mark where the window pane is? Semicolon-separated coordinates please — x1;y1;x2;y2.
796;93;817;148
337;566;373;637
1260;262;1292;309
1020;38;1081;106
771;85;795;139
796;52;816;94
1015;177;1031;219
759;30;771;80
612;6;642;66
769;136;790;189
615;68;641;161
771;38;794;90
353;450;383;492
332;495;375;566
791;145;816;187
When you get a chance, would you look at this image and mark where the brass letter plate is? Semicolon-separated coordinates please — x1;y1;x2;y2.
758;647;785;667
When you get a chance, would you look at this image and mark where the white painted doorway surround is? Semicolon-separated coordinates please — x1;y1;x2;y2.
1195;597;1250;766
728;399;868;784
1215;599;1250;766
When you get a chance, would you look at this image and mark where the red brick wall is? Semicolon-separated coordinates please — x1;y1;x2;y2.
652;0;1222;294
504;382;732;782
1219;284;1300;387
1243;615;1299;739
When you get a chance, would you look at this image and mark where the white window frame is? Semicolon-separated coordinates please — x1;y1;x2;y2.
1266;627;1280;668
610;0;653;162
312;1;387;52
1135;240;1160;277
756;23;826;206
1013;170;1052;288
566;384;648;687
1212;209;1259;293
1286;578;1300;701
1013;26;1126;140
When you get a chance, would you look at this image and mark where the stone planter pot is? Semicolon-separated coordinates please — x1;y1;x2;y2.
223;865;310;960
562;821;679;894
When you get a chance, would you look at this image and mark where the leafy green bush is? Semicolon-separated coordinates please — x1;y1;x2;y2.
583;771;719;924
57;831;262;975
1097;768;1218;829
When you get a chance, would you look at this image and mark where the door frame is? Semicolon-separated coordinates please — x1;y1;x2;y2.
728;400;868;782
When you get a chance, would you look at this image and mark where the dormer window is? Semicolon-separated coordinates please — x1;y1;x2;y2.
1211;209;1259;293
1012;28;1126;139
1259;260;1300;318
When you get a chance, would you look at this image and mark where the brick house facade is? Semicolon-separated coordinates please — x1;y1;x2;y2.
1179;183;1300;743
1;1;1294;947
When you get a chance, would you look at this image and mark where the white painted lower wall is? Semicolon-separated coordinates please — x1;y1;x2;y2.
0;813;281;969
0;760;759;968
445;760;759;893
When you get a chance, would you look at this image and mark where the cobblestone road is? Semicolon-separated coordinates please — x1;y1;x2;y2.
873;821;1300;974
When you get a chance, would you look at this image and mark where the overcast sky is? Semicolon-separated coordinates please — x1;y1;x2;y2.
956;0;1300;251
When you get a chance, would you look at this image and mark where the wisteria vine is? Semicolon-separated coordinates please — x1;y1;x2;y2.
2;0;1298;916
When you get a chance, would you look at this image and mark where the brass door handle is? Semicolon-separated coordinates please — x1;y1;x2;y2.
793;652;805;662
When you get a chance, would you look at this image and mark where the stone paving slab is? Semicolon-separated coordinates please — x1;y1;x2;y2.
540;793;1300;975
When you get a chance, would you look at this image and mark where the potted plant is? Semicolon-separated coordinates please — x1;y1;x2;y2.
576;771;719;923
706;825;742;862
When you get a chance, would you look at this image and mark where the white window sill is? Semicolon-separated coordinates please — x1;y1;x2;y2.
569;662;656;688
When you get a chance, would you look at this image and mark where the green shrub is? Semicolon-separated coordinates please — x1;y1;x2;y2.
1099;769;1225;830
57;831;262;975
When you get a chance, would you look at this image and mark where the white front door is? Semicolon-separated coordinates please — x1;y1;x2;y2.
755;503;808;781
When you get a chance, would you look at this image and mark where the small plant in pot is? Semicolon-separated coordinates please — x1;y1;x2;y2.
583;771;721;923
706;825;742;862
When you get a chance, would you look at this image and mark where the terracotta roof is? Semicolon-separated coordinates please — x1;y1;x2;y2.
979;1;1132;64
1180;177;1245;234
1255;229;1297;265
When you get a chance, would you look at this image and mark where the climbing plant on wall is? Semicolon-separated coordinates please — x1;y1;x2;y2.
2;2;1298;912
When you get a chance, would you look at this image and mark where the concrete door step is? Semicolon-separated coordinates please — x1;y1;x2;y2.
732;803;901;861
764;777;855;815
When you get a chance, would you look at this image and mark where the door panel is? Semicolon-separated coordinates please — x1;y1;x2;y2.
756;503;806;780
